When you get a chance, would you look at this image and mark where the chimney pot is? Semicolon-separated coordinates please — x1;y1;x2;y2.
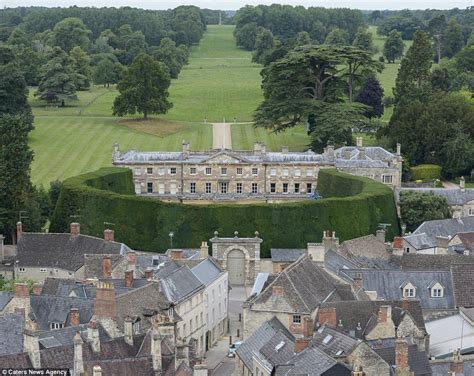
124;316;134;346
32;284;42;296
16;222;23;244
74;331;84;375
145;268;154;280
460;176;466;192
102;256;112;279
93;283;116;319
200;241;209;259
294;338;311;353
127;251;136;265
376;229;386;244
356;137;363;147
93;366;103;376
124;270;134;288
103;229;114;242
377;305;392;323
396;143;401;156
87;320;101;353
353;274;363;292
70;223;80;236
451;348;464;374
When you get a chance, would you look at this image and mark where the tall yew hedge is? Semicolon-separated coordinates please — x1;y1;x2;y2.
50;168;400;256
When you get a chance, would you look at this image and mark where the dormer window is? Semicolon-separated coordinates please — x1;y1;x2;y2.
429;281;444;298
400;281;416;298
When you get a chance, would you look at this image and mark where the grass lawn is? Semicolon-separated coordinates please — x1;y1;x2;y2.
30;117;211;187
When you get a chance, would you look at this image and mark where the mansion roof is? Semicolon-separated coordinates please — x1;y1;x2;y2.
113;146;399;169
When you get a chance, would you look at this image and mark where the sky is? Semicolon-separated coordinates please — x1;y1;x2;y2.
1;0;473;10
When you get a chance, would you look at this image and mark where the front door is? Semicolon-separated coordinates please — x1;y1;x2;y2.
227;249;245;286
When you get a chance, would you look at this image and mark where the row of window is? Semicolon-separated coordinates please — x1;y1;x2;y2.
402;286;444;298
138;166;316;177
146;182;313;195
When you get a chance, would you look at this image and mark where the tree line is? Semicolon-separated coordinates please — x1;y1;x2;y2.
0;6;208;108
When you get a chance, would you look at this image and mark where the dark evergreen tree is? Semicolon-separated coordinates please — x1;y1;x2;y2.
355;74;384;118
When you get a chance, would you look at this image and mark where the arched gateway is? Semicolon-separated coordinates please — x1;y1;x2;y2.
210;232;262;286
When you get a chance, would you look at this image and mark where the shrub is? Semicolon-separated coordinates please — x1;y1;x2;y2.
50;168;400;256
411;164;442;181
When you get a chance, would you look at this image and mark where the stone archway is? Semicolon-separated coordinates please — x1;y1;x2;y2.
227;249;246;286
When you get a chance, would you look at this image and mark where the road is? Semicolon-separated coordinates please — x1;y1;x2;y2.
208;286;250;375
212;123;232;150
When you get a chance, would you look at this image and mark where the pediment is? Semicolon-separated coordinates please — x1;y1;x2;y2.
203;151;249;164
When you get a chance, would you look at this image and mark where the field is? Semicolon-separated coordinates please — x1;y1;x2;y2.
29;25;410;187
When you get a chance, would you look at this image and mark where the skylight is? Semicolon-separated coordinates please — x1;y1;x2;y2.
322;334;333;345
275;341;285;351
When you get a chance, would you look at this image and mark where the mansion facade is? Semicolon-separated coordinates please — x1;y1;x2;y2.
112;138;402;202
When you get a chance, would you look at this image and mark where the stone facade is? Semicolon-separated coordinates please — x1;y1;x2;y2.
112;138;402;202
210;233;261;287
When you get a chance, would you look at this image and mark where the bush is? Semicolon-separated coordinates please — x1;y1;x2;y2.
50;168;400;256
411;164;442;181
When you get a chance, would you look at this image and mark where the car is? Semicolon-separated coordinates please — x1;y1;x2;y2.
227;341;243;357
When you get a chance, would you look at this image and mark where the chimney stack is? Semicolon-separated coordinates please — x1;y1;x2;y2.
93;366;102;376
392;236;404;256
272;286;284;297
402;298;410;312
294;337;311;353
352;365;366;376
200;241;209;259
435;236;449;255
395;336;410;374
32;283;42;296
451;348;464;374
343;149;352;160
93;282;116;319
460;176;466;192
376;229;386;244
16;222;23;244
103;229;114;242
356;137;363;147
145;267;154;280
124;270;134;288
307;243;324;264
357;147;366;160
24;326;41;368
102;256;112;279
352;273;363;292
14;282;29;298
396;143;401;157
322;230;339;251
73;331;84;376
182;140;190;155
176;339;190;367
170;249;183;260
124;316;134;346
69;308;80;326
151;322;163;372
377;305;392;324
302;316;313;338
70;223;80;237
127;251;136;265
325;144;335;160
193;361;208;376
87;320;101;353
318;307;337;328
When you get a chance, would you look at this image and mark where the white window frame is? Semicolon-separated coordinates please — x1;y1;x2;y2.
307;183;312;193
294;183;300;193
404;288;415;298
292;314;301;324
236;167;243;175
252;167;258;175
205;167;212;175
40;268;47;273
283;183;288;193
19;267;26;272
294;169;301;177
146;167;153;175
190;182;196;194
469;208;474;216
147;182;153;193
251;183;258;194
432;288;443;298
190;167;197;175
270;183;276;194
221;167;227;175
220;182;228;194
236;183;242;194
382;175;393;184
170;167;177;175
205;183;212;194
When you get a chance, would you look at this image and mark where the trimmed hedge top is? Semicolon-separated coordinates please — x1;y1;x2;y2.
50;168;400;256
411;164;442;181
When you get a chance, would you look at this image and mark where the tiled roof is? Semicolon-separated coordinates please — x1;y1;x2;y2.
339;235;391;260
404;217;474;250
341;269;456;310
164;248;201;260
191;258;223;286
451;263;474;307
0;292;12;311
259;331;296;366
318;300;426;337
374;343;431;376
0;313;24;356
38;323;111;349
16;233;129;271
395;187;474;205
248;256;354;314
311;325;359;358
392;254;474;270
274;345;338;375
84;254;126;279
270;248;306;262
458;232;474;251
159;265;204;304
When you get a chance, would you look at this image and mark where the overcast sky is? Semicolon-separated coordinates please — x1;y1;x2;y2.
1;0;473;10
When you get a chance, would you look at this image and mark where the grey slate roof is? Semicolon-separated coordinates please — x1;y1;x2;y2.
236;317;294;371
374;343;432;375
341;269;456;310
395;187;474;206
458;232;474;251
84;253;125;279
431;359;474;376
30;295;93;330
311;325;359;358
271;248;307;262
38;323;111;349
339;234;391;260
159;265;205;304
247;256;354;314
451;263;474;308
0;292;12;311
164;248;201;260
392;253;474;271
0;313;24;356
335;146;398;169
318;300;426;338
274;345;339;375
16;233;130;271
404;217;474;250
155;261;181;279
191;258;223;286
259;330;296;366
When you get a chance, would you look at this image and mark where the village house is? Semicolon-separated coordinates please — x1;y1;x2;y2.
112;137;402;202
12;222;132;283
395;179;474;219
402;217;474;254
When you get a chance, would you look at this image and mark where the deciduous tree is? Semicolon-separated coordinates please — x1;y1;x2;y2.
52;17;91;52
383;30;404;63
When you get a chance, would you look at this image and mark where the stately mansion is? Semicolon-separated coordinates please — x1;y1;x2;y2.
112;138;402;202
